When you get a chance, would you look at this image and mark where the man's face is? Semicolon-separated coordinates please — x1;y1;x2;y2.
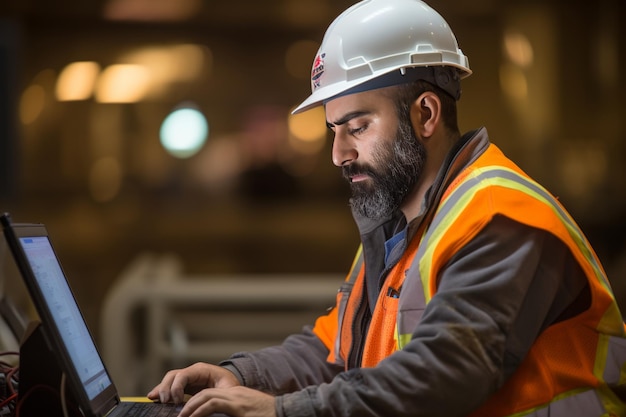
325;88;426;220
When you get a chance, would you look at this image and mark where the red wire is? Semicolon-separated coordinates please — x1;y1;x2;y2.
0;353;20;413
0;392;17;408
6;366;18;395
14;384;59;417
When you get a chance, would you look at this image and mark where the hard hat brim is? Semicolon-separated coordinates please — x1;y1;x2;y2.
292;64;472;115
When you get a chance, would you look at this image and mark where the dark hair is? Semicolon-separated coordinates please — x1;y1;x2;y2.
391;80;460;135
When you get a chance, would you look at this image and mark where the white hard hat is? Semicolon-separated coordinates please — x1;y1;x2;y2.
292;0;472;114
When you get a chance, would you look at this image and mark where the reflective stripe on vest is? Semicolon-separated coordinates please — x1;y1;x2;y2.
397;165;617;345
426;166;609;298
509;387;613;416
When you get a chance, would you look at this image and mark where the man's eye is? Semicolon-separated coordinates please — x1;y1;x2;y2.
349;125;367;135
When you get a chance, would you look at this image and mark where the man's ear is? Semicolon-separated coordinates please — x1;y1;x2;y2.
409;91;441;139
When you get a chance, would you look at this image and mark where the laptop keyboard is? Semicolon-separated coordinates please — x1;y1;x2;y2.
116;401;183;417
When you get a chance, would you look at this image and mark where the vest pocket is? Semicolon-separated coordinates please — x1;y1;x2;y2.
383;290;400;311
382;293;400;338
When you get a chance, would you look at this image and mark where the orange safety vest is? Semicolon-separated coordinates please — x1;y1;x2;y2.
312;143;626;416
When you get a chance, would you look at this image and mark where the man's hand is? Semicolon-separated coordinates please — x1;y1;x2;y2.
147;362;240;404
179;386;276;417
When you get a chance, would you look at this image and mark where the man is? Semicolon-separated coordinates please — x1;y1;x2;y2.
149;1;626;416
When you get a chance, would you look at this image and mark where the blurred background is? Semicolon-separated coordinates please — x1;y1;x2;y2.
0;0;625;393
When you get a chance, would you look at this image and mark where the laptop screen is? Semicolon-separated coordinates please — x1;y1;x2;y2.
18;236;112;400
1;215;120;417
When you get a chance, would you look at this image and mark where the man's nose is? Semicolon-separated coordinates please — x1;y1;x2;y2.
331;133;357;167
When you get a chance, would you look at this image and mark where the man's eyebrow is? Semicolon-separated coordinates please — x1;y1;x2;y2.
326;111;370;129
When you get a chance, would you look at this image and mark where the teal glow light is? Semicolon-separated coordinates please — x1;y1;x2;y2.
160;107;209;158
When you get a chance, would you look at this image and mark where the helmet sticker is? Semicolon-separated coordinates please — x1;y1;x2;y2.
311;52;325;90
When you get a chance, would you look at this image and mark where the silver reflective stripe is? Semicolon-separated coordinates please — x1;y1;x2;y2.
603;335;626;385
518;389;605;416
396;265;427;348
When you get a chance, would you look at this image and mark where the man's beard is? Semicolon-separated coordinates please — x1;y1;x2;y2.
342;118;426;220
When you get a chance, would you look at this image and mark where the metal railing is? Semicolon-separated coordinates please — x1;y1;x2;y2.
100;252;342;395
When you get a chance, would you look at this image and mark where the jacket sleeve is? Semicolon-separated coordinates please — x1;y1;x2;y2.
220;318;344;395
276;215;590;416
221;249;359;394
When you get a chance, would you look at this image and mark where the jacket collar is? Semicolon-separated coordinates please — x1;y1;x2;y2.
352;127;491;238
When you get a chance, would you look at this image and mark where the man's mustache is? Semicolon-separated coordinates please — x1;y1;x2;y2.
342;164;377;182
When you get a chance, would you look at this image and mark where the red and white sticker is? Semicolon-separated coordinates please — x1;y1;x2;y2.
311;52;325;90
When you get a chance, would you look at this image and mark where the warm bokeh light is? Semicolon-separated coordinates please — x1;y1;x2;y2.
500;11;557;145
19;84;46;125
288;106;327;155
503;31;534;68
56;61;101;101
160;106;209;158
288;106;326;142
95;64;152;103
119;44;210;98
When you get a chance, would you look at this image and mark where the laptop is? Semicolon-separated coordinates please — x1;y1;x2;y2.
0;213;227;417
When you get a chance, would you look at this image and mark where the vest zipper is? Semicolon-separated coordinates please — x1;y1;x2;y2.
347;299;370;368
347;227;406;368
